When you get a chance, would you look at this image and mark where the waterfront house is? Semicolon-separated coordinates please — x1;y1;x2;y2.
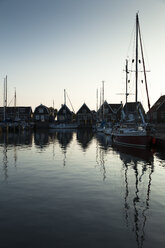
97;101;123;122
33;104;50;128
76;103;94;128
148;95;165;123
57;104;73;123
0;106;32;122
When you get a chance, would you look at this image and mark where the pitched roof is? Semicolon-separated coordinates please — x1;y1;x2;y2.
108;103;123;113
34;104;50;114
57;104;72;115
0;106;32;114
76;103;91;114
150;95;165;112
123;102;145;113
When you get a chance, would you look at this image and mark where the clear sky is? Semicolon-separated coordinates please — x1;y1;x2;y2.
0;0;165;112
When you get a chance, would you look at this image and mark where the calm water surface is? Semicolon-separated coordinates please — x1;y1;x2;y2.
0;130;165;248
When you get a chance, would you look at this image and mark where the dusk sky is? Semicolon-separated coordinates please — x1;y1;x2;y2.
0;0;165;112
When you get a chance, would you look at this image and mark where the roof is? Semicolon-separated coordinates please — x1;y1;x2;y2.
76;103;91;114
0;106;32;114
98;101;122;114
108;103;123;113
57;104;72;115
34;104;50;114
150;95;165;112
123;102;145;113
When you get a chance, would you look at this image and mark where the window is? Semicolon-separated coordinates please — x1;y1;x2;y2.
39;108;44;113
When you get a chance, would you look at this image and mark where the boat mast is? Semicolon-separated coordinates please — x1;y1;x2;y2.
135;13;139;103
125;59;129;104
102;81;104;120
3;75;7;121
64;89;66;105
14;87;16;108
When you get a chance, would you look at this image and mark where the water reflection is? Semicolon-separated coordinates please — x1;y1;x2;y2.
0;130;165;247
77;130;93;151
34;130;49;149
56;129;74;149
0;131;33;181
95;133;111;181
95;132;112;150
114;145;154;248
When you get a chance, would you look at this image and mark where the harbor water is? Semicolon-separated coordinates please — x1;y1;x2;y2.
0;130;165;248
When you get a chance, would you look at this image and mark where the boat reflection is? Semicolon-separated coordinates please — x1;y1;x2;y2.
115;145;154;248
95;132;112;150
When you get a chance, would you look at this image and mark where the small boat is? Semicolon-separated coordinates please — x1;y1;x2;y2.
112;13;155;149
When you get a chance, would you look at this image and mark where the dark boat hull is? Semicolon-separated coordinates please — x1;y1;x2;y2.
112;134;153;149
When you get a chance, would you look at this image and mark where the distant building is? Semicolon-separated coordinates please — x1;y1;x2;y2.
97;101;123;122
76;103;94;128
33;104;50;128
148;95;165;123
57;104;73;123
0;106;32;122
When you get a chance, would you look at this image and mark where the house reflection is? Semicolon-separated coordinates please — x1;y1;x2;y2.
76;130;93;151
56;130;74;150
0;131;33;180
34;130;49;149
0;131;32;147
115;145;154;248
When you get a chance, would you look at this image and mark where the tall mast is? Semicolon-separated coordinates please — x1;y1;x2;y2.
102;81;104;120
96;88;98;111
102;80;104;105
135;13;139;103
126;59;129;104
64;89;66;105
4;78;6;121
14;88;16;108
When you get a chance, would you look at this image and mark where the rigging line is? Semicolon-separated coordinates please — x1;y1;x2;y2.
139;21;151;114
126;20;136;58
8;96;15;106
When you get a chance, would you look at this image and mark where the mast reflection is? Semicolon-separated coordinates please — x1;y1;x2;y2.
95;133;112;180
115;145;154;248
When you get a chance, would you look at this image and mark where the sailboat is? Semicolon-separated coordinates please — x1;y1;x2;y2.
112;13;155;149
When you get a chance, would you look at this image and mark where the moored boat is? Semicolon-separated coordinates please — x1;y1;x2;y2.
112;13;155;149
